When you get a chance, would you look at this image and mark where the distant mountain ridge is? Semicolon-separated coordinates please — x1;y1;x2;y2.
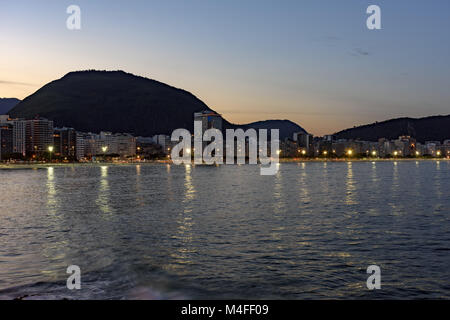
9;70;306;139
235;120;307;139
334;115;450;143
0;98;21;114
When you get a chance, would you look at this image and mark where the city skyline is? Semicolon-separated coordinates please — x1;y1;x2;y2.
1;0;450;136
1;112;449;163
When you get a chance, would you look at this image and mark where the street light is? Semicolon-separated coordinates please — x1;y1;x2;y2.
371;151;377;157
347;150;353;156
101;146;108;161
48;146;54;162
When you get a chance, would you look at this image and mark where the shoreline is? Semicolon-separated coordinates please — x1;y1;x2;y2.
0;158;448;170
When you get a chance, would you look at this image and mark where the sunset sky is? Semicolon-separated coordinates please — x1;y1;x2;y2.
1;0;449;135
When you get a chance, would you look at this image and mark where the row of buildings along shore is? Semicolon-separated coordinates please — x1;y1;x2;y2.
1;112;450;161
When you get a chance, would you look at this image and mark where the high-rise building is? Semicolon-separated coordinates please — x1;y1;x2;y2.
75;132;88;160
25;117;54;155
194;111;223;132
54;127;77;158
152;134;173;154
0;123;14;160
98;131;118;154
12;119;26;156
0;116;26;156
76;131;137;159
331;140;365;157
115;133;136;157
293;132;313;154
394;136;416;156
194;111;223;153
425;141;440;156
443;140;450;157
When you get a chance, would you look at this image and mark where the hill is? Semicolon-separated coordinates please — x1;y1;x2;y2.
235;120;307;140
334;115;450;143
9;70;307;139
9;70;212;136
0;98;21;114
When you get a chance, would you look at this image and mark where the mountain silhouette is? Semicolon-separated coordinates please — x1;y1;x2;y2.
9;70;213;136
334;115;450;143
234;120;307;139
9;70;306;139
0;98;21;114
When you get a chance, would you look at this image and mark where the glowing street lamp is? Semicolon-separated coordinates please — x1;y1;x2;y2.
101;146;108;161
48;146;54;162
301;150;306;155
347;150;353;156
437;150;442;157
393;151;399;157
415;151;420;156
323;151;328;156
371;151;377;157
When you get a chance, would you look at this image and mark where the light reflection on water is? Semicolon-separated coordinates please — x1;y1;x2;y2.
0;161;449;299
46;167;57;213
96;166;111;215
169;164;196;273
345;162;357;206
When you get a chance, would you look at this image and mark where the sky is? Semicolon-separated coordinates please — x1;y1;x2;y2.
1;0;449;136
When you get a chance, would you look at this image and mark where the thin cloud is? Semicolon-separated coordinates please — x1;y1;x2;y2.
350;48;370;57
0;80;35;86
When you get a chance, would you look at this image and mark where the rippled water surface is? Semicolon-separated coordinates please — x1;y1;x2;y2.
0;161;449;299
